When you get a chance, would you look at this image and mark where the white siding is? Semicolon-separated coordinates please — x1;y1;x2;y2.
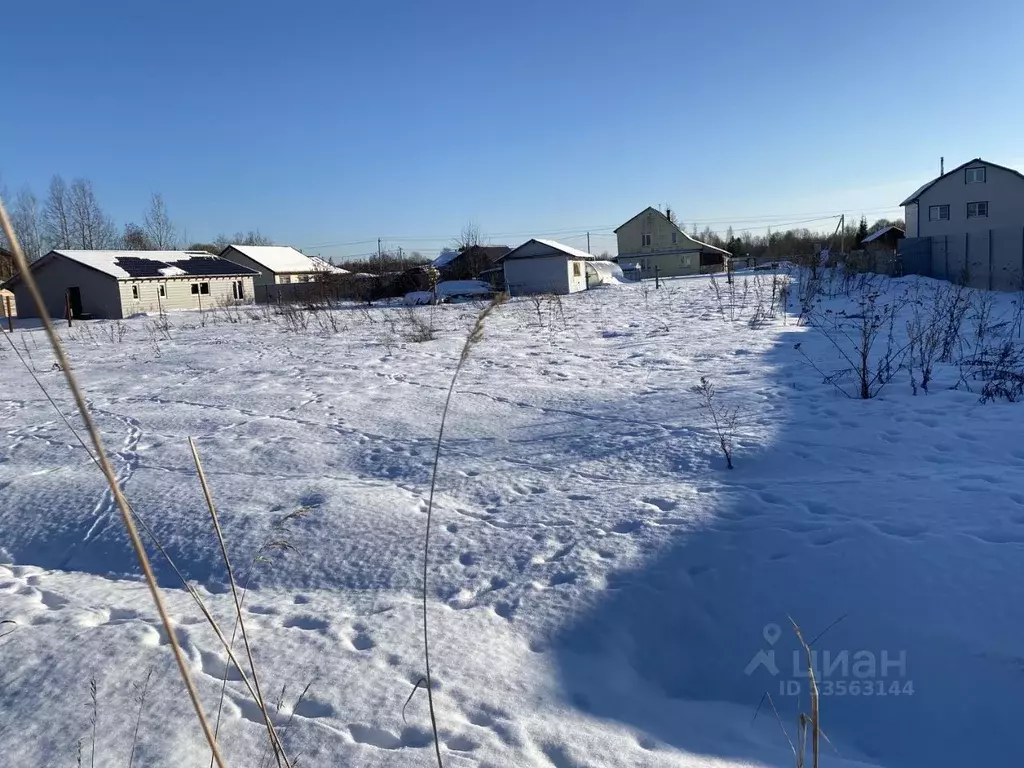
118;276;255;315
504;256;572;295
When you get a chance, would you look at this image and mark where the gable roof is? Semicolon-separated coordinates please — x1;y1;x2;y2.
862;225;906;245
221;245;347;274
501;238;597;262
48;250;260;280
614;206;679;234
900;158;1024;206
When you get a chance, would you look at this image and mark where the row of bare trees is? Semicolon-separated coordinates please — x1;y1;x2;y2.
1;174;273;261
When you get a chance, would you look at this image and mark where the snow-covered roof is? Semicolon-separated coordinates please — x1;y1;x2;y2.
47;250;259;280
502;238;597;262
861;226;906;245
223;245;348;275
433;249;460;267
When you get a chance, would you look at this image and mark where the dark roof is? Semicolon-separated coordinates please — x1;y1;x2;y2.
114;255;259;278
468;245;512;264
900;158;1024;206
861;226;906;245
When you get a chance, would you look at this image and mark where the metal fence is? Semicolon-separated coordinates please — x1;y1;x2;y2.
899;227;1024;291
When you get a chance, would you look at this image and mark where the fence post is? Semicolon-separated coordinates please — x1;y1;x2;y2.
989;228;994;291
944;235;948;281
64;291;72;328
655;265;660;289
4;295;12;333
965;232;970;285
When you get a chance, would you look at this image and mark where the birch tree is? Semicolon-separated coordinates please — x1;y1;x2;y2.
143;193;178;248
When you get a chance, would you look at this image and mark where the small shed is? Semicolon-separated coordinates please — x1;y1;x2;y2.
6;250;259;319
218;245;347;303
861;226;906;254
500;239;595;295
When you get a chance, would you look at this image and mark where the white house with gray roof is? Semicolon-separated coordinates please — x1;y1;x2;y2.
5;250;258;319
499;238;596;295
900;158;1024;290
218;245;347;302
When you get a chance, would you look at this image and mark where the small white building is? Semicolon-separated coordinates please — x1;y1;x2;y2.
218;245;347;302
500;238;596;295
6;250;258;320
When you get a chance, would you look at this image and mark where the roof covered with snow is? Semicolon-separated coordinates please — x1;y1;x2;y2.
41;250;260;281
501;238;597;262
221;245;348;275
861;225;906;245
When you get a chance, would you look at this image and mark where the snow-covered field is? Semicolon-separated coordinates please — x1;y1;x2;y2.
1;273;1022;767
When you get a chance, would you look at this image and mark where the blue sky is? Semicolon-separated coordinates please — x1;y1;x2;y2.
3;0;1022;259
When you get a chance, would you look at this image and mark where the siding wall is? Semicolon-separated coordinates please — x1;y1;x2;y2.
617;210;685;255
916;163;1024;239
905;203;919;237
504;256;587;295
616;250;701;279
118;276;256;315
11;255;121;319
218;247;274;294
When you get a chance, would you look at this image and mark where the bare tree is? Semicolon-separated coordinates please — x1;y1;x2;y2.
213;230;273;250
10;187;44;261
122;222;153;250
143;193;178;249
455;221;483;251
68;178;117;248
42;175;74;249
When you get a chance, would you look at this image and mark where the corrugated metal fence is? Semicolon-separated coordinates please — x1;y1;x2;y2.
898;226;1024;291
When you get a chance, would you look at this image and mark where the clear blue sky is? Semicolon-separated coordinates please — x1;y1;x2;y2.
3;0;1022;259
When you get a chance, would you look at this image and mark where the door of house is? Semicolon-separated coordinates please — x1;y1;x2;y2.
67;287;83;318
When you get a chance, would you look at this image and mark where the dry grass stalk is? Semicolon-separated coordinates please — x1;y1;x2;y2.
0;198;229;768
189;438;288;767
128;668;154;767
421;295;506;768
790;617;820;768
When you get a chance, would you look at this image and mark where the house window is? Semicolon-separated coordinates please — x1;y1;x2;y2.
572;262;581;277
158;284;166;298
641;233;652;247
280;275;292;284
928;205;950;221
232;280;245;300
131;285;139;300
671;232;678;244
191;282;210;295
966;167;986;184
967;201;989;218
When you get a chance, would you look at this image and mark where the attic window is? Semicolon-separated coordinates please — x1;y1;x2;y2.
671;232;678;245
966;167;986;184
641;233;652;247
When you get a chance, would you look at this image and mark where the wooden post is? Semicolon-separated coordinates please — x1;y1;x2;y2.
989;228;994;291
4;295;12;333
65;291;73;327
655;265;660;289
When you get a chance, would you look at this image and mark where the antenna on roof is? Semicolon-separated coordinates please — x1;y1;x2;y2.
941;156;944;175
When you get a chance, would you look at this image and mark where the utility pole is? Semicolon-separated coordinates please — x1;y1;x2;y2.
377;238;382;260
587;231;591;254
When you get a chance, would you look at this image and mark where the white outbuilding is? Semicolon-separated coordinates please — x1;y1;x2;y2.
499;238;596;295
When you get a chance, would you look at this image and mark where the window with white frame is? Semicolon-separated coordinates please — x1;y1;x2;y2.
641;233;652;247
191;282;210;295
232;280;245;300
967;201;989;218
928;205;950;221
131;285;139;300
158;284;166;298
966;167;986;184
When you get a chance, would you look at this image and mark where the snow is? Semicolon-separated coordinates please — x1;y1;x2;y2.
1;271;1023;767
505;238;597;261
861;226;905;245
45;250;252;280
225;245;348;275
432;249;461;268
